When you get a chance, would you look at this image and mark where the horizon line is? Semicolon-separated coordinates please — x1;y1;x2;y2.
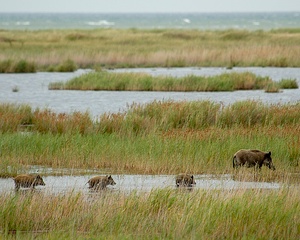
1;11;299;14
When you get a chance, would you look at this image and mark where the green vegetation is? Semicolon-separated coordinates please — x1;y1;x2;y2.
278;78;299;89
0;28;300;72
264;78;298;93
1;101;300;239
46;59;77;72
1;101;300;176
264;82;281;93
0;59;36;73
49;71;293;92
1;188;299;239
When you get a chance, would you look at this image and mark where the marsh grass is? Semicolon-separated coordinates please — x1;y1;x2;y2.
0;188;299;239
264;79;298;93
0;103;33;131
0;103;93;134
4;100;300;135
1;101;300;175
278;78;299;89
47;59;77;72
48;71;288;92
264;82;280;93
0;59;36;73
99;100;300;131
0;29;300;72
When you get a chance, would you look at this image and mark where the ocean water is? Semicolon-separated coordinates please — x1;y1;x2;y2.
0;12;299;30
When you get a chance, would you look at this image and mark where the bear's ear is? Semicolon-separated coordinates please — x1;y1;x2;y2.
265;152;271;158
191;175;194;179
108;175;112;178
36;175;41;178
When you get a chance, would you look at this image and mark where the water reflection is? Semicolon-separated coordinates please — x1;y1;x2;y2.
0;67;299;119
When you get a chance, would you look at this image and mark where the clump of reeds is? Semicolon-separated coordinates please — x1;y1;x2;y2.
277;78;298;89
0;59;36;73
32;110;93;134
0;188;299;239
263;78;298;93
47;59;77;72
48;71;282;92
264;82;280;93
0;104;93;134
0;103;33;132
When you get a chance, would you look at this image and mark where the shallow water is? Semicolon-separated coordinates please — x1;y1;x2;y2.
0;67;300;119
0;174;280;195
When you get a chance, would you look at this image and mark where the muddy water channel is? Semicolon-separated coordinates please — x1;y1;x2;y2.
0;67;300;119
0;174;280;195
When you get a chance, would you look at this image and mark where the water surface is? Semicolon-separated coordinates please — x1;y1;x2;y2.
1;12;299;30
0;174;280;195
0;67;299;119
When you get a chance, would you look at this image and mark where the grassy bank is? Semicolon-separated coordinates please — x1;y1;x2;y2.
0;101;300;176
48;71;298;92
0;188;299;239
0;28;300;72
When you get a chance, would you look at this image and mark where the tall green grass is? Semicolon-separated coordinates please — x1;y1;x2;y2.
2;100;300;135
1;101;300;175
0;103;92;134
0;189;299;239
48;71;296;92
98;100;300;132
1;125;299;176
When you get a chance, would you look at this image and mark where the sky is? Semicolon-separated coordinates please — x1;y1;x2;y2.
1;0;300;13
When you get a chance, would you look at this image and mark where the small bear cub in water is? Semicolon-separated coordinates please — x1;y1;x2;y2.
13;174;46;191
175;174;196;187
87;175;116;190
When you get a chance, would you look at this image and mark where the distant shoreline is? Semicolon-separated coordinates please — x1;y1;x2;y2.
1;28;300;72
0;11;299;13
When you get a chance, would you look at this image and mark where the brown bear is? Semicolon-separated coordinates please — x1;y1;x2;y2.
87;175;116;190
175;174;196;187
233;149;275;170
13;174;46;190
